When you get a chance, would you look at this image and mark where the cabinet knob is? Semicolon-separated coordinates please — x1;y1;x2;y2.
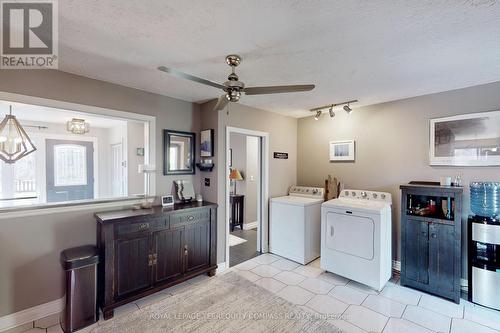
431;233;437;238
138;223;150;230
187;215;195;221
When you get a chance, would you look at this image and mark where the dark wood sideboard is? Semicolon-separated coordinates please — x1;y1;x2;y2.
400;183;462;303
95;201;217;319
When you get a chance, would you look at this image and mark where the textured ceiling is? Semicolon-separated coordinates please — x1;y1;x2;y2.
58;0;500;117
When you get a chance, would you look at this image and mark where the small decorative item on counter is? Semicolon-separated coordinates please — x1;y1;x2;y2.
196;194;203;202
440;176;452;186
429;199;436;214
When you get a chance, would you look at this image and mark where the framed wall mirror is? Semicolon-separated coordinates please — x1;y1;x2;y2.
163;130;195;175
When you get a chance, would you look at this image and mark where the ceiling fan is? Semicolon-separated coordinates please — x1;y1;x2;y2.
158;55;315;111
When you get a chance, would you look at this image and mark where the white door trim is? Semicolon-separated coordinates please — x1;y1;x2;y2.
225;127;269;266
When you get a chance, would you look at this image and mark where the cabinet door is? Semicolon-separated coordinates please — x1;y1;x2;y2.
184;219;211;273
153;228;184;284
429;223;455;293
405;219;429;285
115;236;151;298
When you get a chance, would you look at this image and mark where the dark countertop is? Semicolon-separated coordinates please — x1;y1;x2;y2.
95;201;217;223
400;182;463;193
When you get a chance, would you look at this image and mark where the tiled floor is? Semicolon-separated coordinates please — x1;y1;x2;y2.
8;253;500;333
229;228;260;267
232;253;500;333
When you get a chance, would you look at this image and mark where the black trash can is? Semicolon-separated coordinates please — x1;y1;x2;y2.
60;245;99;333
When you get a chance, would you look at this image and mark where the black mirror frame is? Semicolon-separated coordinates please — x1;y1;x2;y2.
163;129;196;175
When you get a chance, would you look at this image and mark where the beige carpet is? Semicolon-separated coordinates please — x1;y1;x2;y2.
93;272;340;333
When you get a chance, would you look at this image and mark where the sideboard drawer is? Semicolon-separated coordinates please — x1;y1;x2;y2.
171;210;210;227
116;217;168;236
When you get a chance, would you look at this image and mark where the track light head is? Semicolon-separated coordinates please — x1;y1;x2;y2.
343;104;352;114
314;110;322;120
329;107;335;118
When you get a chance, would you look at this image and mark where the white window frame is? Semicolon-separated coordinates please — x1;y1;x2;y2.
0;92;156;219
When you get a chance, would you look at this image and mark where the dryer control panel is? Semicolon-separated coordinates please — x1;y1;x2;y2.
339;189;392;204
289;186;324;199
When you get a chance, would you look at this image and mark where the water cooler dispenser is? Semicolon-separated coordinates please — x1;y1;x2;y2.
468;182;500;311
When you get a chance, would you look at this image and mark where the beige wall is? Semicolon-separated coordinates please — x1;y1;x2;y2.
0;70;200;316
297;81;500;277
200;101;298;264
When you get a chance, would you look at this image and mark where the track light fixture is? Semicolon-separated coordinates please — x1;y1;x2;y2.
343;103;352;114
314;110;322;120
309;99;358;120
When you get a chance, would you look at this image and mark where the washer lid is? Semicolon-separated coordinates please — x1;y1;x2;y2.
322;198;389;213
271;195;324;207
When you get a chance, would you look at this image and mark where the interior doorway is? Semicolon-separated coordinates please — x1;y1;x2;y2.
226;127;269;267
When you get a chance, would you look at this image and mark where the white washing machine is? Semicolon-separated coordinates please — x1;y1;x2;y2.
270;186;324;264
321;189;392;291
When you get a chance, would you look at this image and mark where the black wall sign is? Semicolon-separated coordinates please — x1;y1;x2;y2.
273;152;288;159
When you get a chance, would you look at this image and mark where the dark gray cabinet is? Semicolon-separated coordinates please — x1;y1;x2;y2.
96;202;217;319
400;183;462;303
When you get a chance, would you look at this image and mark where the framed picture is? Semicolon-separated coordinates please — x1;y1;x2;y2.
200;129;214;157
329;140;355;162
430;110;500;166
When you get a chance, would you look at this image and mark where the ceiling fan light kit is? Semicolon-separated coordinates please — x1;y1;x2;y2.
310;100;358;120
159;54;315;112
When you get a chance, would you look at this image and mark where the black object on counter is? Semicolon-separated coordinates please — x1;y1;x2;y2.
60;245;99;332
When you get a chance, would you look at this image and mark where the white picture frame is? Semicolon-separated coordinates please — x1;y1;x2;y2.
329;140;355;162
429;110;500;166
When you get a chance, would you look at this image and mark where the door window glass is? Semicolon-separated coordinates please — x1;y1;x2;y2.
54;144;87;186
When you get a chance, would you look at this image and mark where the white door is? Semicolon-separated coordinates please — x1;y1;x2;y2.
326;211;375;260
111;143;125;197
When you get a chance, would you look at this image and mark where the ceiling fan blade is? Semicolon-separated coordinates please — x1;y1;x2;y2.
244;84;315;95
213;95;229;111
158;66;225;90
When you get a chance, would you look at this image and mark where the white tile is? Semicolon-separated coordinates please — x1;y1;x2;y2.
329;319;368;333
234;269;261;282
253;253;280;265
2;322;34;333
113;302;139;318
419;294;464;318
253;277;286;293
318;272;349;285
135;291;171;308
274;271;306;285
163;281;192;295
362;295;406;318
464;304;500;331
251;264;281;277
403;305;451;333
271;258;301;271
34;312;60;328
329;286;369;305
276;285;315;305
234;259;260;271
299;277;335;294
74;322;99;333
383;318;434;333
47;324;64;333
344;305;389;333
293;265;324;278
308;258;321;268
23;329;46;333
346;280;379;295
451;318;500;333
305;294;348;315
387;275;400;286
380;285;421;305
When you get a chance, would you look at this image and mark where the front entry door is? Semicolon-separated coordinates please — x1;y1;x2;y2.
46;139;94;202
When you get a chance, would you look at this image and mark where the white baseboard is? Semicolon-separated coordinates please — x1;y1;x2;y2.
392;260;401;272
0;297;63;332
216;262;228;274
243;221;258;230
